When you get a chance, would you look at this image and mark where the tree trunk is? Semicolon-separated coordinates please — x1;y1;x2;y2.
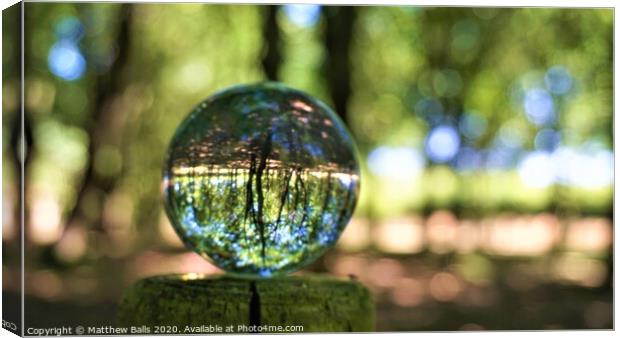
323;6;356;126
261;5;281;81
118;274;375;332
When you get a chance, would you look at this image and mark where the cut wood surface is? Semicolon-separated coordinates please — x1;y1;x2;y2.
117;274;375;333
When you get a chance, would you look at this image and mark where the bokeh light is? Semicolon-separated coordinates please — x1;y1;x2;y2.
282;4;321;28
544;65;573;95
553;146;613;188
374;218;425;254
459;111;487;140
48;40;86;81
424;125;460;163
454;146;483;171
523;88;555;126
517;151;556;188
451;19;480;52
534;128;561;152
368;146;425;180
54;16;85;41
415;98;444;126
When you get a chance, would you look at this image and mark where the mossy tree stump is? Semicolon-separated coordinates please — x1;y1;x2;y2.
118;274;375;333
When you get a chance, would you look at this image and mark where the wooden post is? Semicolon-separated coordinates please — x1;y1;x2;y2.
117;274;375;333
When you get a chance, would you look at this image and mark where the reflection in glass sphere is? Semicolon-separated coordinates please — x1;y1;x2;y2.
162;83;360;277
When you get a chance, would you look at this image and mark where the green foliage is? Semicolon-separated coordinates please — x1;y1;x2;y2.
5;4;612;263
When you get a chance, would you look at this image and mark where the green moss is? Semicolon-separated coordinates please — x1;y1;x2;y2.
118;274;375;332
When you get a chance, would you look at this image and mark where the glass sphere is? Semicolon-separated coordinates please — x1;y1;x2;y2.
162;83;360;277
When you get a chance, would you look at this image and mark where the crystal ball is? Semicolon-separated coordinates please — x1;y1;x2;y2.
162;83;360;277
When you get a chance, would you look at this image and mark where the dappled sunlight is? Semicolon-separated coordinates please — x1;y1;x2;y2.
373;217;425;254
429;272;462;302
336;217;370;252
28;191;63;245
426;210;458;254
390;277;426;307
2;188;16;240
131;251;223;279
53;225;88;263
482;214;561;256
338;213;603;259
565;218;612;253
551;254;607;288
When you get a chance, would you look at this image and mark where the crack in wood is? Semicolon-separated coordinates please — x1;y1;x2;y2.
249;281;261;328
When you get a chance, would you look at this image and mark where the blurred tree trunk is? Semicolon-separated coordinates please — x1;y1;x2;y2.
66;4;134;229
0;2;25;272
6;3;24;185
306;6;357;275
261;5;280;81
18;3;34;239
323;6;356;126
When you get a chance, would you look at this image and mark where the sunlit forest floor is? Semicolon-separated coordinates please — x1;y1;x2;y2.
6;213;611;331
10;255;612;331
375;278;612;330
370;257;612;330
